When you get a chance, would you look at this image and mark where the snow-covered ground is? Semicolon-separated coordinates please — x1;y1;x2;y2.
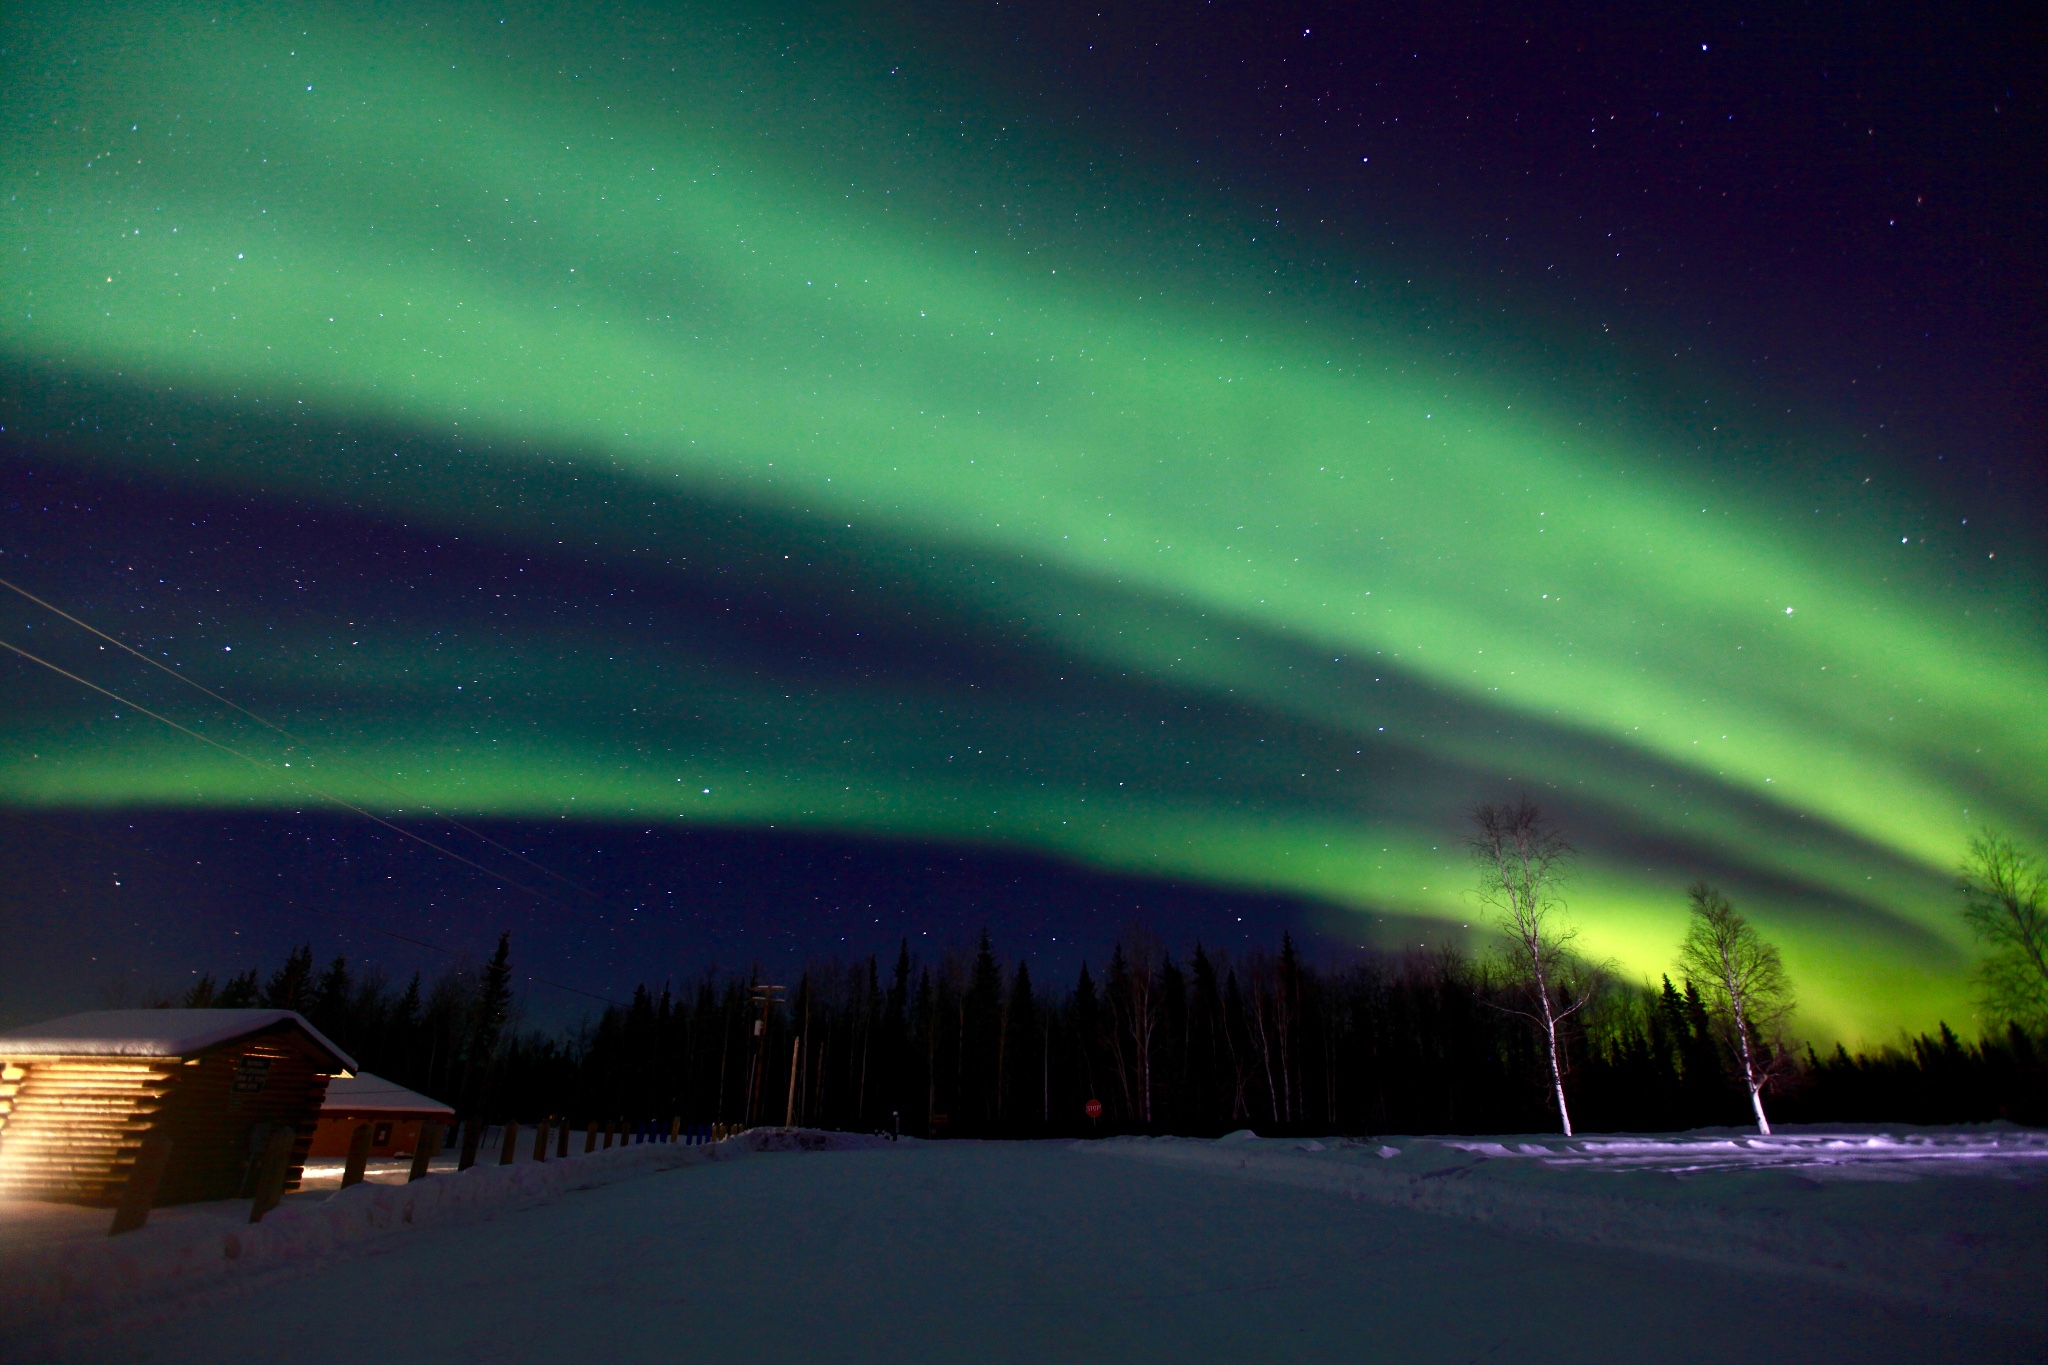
4;1126;2042;1363
1427;1124;2048;1174
0;1128;820;1340
1086;1124;2048;1333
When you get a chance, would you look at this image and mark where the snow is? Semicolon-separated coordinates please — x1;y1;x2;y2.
4;1127;2042;1363
317;1072;452;1117
1084;1124;2048;1329
0;1009;355;1070
3;1128;874;1343
1432;1126;2048;1174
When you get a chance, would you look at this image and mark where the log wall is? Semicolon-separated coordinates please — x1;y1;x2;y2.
0;1033;333;1206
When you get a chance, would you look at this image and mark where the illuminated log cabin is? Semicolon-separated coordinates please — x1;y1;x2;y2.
0;1010;356;1206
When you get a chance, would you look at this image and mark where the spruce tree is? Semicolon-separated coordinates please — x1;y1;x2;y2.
1004;959;1038;1128
883;943;910;1062
216;969;259;1008
963;930;1003;1129
1676;980;1727;1123
1187;945;1226;1131
1222;968;1253;1123
470;933;514;1071
458;932;514;1167
310;955;351;1037
388;973;423;1088
1072;962;1105;1124
262;943;316;1013
1158;953;1188;1129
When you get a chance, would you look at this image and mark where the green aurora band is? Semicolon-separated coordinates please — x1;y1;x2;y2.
3;1;2042;1039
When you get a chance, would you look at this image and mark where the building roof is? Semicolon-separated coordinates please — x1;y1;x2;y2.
0;1009;357;1072
320;1071;453;1118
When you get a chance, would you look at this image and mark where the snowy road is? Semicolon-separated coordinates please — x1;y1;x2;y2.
40;1140;2042;1364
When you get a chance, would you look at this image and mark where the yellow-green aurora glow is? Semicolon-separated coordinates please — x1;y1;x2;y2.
3;1;2041;1039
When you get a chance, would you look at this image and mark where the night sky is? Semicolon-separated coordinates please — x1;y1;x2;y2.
2;1;2040;1040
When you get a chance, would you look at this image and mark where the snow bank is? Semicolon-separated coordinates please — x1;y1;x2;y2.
1082;1124;2048;1329
1433;1125;2048;1175
4;1128;888;1338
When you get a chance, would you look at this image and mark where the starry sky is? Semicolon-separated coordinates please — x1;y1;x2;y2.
2;0;2041;1039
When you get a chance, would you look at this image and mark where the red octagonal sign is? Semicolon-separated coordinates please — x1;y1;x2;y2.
1085;1099;1103;1119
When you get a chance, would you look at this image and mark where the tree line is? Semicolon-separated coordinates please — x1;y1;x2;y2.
168;807;2047;1138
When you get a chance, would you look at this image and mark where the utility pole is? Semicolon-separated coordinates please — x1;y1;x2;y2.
744;983;785;1129
784;1035;802;1129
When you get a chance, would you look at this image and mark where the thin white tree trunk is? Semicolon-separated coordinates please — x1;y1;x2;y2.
1133;978;1154;1126
1542;995;1573;1137
1248;987;1281;1126
1732;1000;1771;1134
1530;945;1574;1137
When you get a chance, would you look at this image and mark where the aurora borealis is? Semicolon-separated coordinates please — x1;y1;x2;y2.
2;2;2041;1040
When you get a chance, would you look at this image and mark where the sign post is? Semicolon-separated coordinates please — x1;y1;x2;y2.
744;983;786;1128
409;1123;441;1182
108;1133;174;1236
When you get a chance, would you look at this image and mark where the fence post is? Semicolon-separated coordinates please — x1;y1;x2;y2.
669;1115;681;1143
533;1117;551;1163
499;1121;519;1165
341;1123;373;1188
585;1119;598;1154
604;1118;617;1149
557;1119;570;1159
458;1117;481;1170
248;1125;295;1223
108;1132;175;1236
410;1122;441;1182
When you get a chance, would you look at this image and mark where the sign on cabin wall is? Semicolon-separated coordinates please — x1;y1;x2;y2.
231;1055;271;1094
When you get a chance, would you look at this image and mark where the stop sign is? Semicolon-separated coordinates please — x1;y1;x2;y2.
1085;1099;1103;1119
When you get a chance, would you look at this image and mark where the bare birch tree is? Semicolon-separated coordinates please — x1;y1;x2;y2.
1241;953;1284;1125
1118;926;1164;1126
1675;882;1794;1134
1469;798;1594;1135
1958;831;2048;1029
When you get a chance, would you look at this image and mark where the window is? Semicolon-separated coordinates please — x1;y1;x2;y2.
372;1122;393;1146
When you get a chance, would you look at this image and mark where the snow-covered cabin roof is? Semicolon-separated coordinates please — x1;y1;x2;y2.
0;1009;356;1072
320;1071;453;1118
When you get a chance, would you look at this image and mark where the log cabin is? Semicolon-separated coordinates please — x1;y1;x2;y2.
0;1009;355;1206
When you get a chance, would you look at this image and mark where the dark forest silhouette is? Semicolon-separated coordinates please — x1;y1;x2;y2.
171;927;2048;1137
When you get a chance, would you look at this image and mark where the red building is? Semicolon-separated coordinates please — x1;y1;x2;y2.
308;1072;453;1161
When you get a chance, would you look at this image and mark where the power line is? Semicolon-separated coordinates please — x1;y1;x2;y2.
0;574;622;911
0;636;598;919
